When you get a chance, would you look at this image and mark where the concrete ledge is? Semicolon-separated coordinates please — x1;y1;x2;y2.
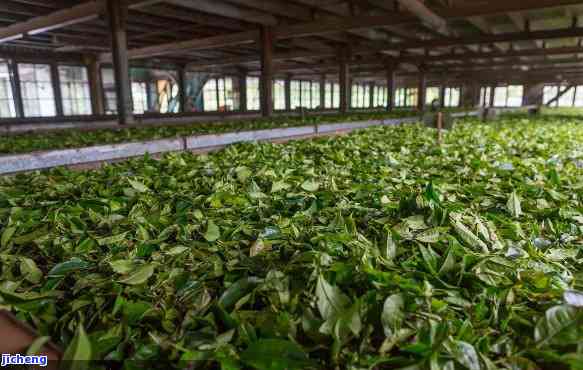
0;112;477;175
317;120;384;133
0;138;184;174
186;126;316;149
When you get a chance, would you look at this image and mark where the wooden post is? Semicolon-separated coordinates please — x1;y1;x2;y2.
437;112;443;145
386;67;396;111
87;57;104;115
260;25;274;117
177;66;186;113
489;85;496;107
284;74;291;111
51;62;64;117
320;74;326;110
10;61;24;118
238;69;247;112
439;84;446;108
417;65;426;111
339;49;350;114
107;0;133;124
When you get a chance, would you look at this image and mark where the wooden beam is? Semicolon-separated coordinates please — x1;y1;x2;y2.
397;0;448;35
260;26;274;117
164;0;277;26
401;46;583;64
101;31;259;61
104;0;583;61
221;0;311;20
107;0;133;125
0;1;103;44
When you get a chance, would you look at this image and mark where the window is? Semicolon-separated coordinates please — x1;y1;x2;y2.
290;80;319;109
131;82;148;114
494;85;523;107
324;82;340;109
395;88;406;107
351;84;370;108
543;84;583;108
273;79;286;110
201;77;237;112
406;88;418;107
373;86;387;108
444;87;461;107
246;77;260;110
59;65;91;116
290;80;301;109
311;81;320;109
18;63;56;117
425;87;440;105
479;87;492;107
558;86;575;107
0;60;16;118
202;79;218;112
395;87;418;108
575;86;583;107
101;68;117;114
507;86;523;107
301;81;311;108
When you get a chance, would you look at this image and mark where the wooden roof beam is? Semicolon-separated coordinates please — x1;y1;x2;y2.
397;0;449;36
0;0;103;44
164;0;278;26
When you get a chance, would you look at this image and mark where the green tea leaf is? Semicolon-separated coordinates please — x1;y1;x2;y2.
241;339;312;370
1;226;16;247
316;275;350;321
381;293;404;338
118;264;154;285
507;191;522;218
61;325;92;370
301;180;320;192
204;220;220;242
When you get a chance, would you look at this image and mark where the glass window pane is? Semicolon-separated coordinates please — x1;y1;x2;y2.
18;63;56;117
0;60;16;118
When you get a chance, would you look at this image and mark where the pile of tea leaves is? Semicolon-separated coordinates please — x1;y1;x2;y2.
0;110;418;155
0;115;582;369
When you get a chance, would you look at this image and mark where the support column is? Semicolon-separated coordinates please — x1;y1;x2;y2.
417;65;426;111
284;75;291;111
260;25;274;117
339;50;350;114
87;57;104;115
461;84;476;108
10;61;24;118
320;74;326;110
51;63;64;116
386;67;396;111
107;0;133;125
489;84;496;107
524;83;544;106
178;66;186;113
439;84;446;108
238;69;247;112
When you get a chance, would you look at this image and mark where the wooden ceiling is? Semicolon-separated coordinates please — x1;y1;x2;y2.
2;0;583;83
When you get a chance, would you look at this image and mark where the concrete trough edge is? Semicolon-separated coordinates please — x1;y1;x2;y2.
0;138;184;174
186;126;316;149
317;120;384;133
0;112;480;175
